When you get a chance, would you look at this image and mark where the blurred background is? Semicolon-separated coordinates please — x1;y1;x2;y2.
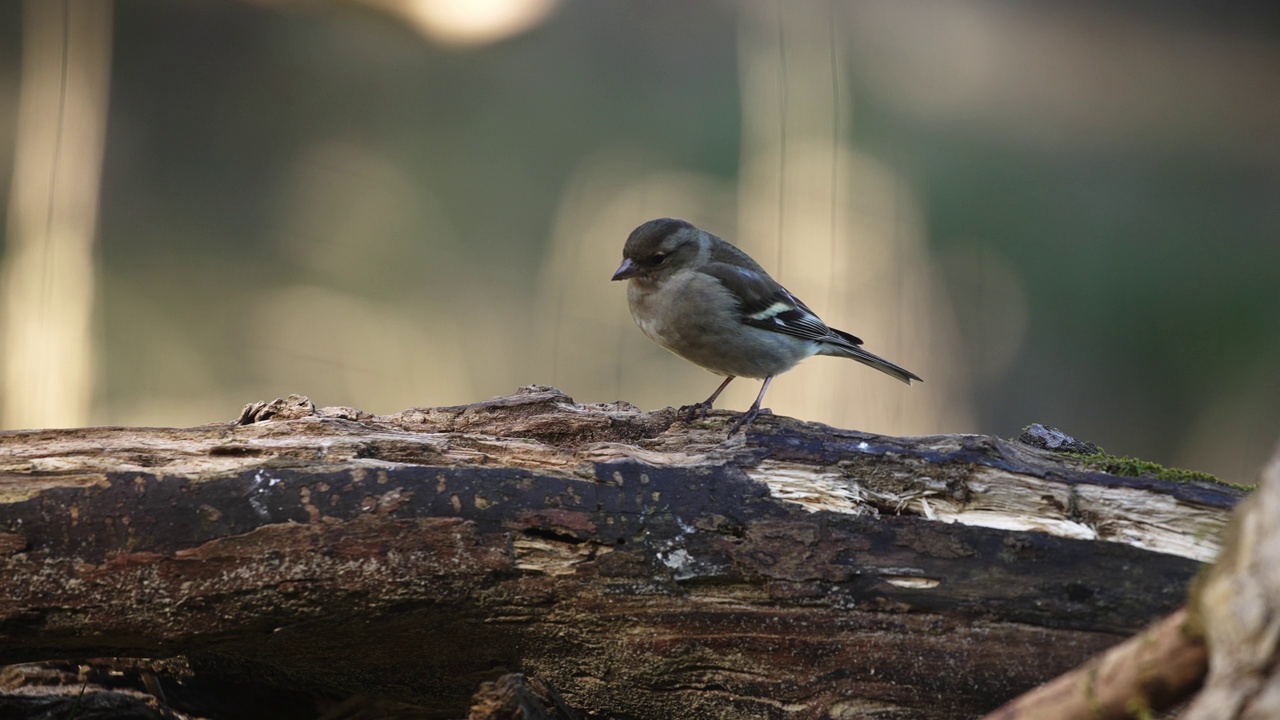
1;0;1277;485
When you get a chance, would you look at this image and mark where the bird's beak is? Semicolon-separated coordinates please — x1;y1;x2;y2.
611;258;640;281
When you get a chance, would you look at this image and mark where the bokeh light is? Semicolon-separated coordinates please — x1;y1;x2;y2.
1;0;1277;486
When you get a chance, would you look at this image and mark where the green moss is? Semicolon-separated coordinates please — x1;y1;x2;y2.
1014;423;1253;490
1080;451;1249;489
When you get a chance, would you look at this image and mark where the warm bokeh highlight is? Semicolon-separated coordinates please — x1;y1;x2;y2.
1;0;1276;485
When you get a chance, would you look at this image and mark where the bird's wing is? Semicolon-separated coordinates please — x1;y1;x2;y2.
700;262;863;347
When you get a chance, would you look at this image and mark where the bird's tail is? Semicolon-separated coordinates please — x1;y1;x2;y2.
819;331;922;385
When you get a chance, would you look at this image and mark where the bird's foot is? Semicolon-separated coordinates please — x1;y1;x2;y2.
727;407;771;436
679;401;714;422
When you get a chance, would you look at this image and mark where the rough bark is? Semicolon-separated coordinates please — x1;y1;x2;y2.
0;387;1241;719
979;607;1205;719
1182;442;1280;719
977;438;1280;720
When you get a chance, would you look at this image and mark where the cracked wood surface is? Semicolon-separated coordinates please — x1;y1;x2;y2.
0;387;1241;719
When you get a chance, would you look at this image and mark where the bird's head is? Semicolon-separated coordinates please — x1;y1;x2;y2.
612;218;703;283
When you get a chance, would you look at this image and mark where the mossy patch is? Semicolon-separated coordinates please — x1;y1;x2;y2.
1015;423;1252;490
1080;451;1250;489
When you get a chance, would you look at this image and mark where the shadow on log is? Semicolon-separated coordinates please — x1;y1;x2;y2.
0;387;1243;719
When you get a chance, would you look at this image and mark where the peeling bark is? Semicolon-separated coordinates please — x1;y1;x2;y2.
0;387;1241;719
977;439;1280;720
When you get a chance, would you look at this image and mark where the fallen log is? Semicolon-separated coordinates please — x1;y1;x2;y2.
0;387;1241;719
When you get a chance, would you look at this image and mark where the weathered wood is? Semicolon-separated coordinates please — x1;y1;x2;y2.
1182;445;1280;719
975;439;1280;720
979;607;1205;719
0;387;1241;719
0;657;314;720
465;673;580;720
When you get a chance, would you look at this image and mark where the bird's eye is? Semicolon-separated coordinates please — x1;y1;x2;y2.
651;253;668;265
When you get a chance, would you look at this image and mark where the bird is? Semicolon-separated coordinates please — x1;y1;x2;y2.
611;218;921;435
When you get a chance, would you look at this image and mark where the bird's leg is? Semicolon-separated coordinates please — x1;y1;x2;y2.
682;376;735;421
727;376;773;435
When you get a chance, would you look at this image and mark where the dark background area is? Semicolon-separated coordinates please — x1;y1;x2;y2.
1;0;1277;485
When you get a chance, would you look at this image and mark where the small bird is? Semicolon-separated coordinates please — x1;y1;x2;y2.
612;218;921;434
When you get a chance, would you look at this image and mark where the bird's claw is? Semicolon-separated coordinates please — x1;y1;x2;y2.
727;407;771;436
679;401;714;422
